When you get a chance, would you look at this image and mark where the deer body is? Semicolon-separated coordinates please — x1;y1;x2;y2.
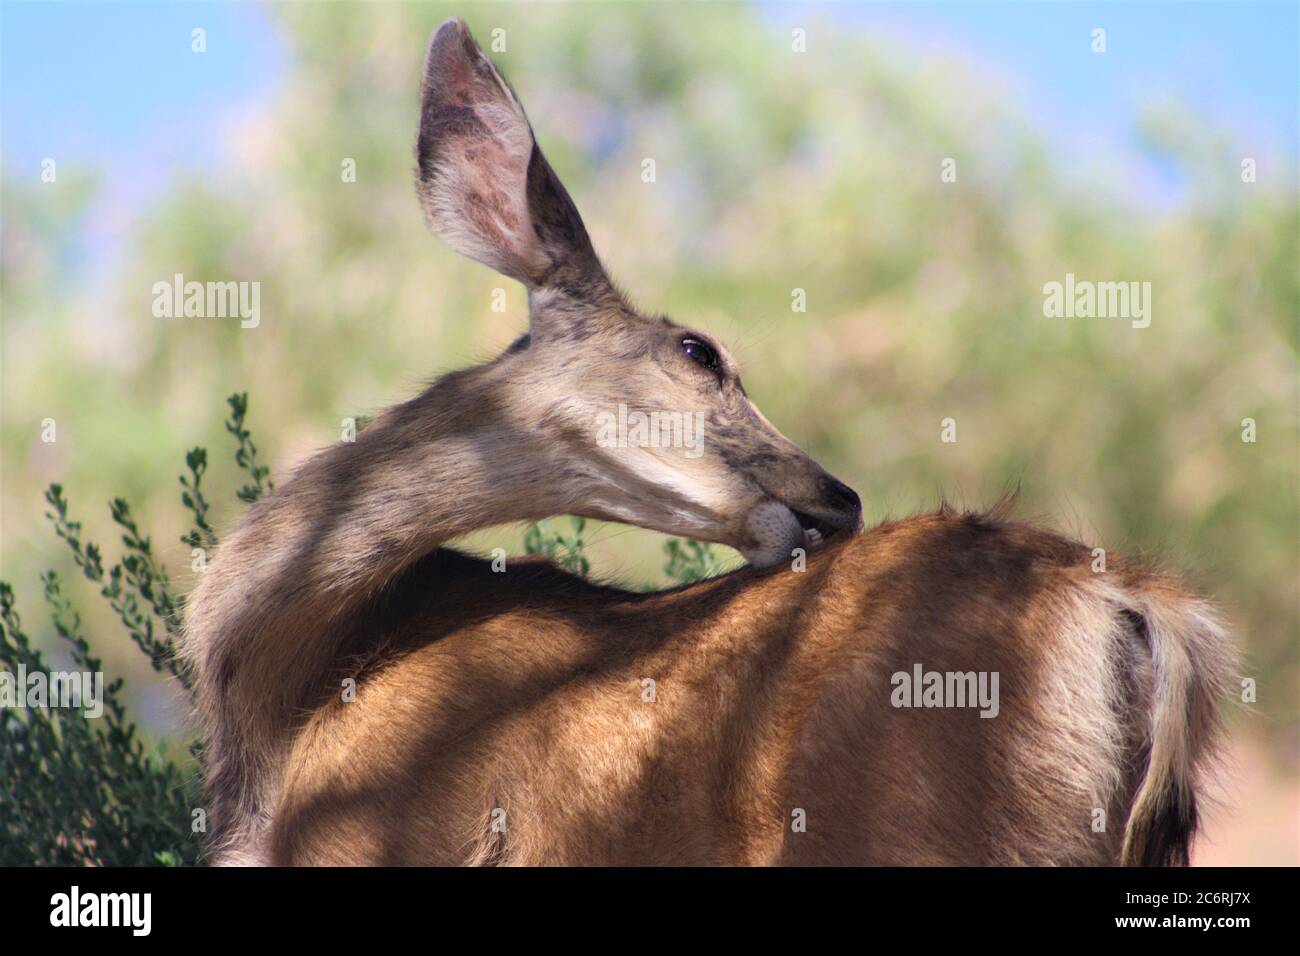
182;20;1232;867
266;512;1227;867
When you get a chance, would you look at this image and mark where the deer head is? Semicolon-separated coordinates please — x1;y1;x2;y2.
416;19;862;569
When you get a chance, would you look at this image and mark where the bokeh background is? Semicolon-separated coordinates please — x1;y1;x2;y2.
2;2;1296;864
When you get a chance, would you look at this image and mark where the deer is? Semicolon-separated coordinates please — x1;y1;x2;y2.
181;19;1233;867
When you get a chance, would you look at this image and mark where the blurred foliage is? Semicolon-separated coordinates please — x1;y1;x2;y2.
2;0;1295;781
525;516;592;578
663;539;725;586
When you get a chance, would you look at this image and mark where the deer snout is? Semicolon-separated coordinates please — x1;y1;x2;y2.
819;475;864;528
738;471;862;569
784;472;862;542
740;460;864;568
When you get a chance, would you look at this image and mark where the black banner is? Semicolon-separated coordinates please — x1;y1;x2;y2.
0;865;1282;942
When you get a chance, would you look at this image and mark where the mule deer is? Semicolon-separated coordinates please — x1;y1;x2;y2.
183;19;1233;866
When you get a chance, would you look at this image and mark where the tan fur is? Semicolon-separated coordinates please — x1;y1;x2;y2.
264;512;1230;866
182;21;1234;867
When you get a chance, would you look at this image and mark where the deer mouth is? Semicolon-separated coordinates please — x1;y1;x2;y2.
791;508;839;550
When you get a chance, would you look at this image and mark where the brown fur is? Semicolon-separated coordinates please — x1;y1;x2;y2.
181;21;1234;866
264;510;1230;866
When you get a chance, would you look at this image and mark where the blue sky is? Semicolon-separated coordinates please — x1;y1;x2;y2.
805;1;1298;146
3;2;1296;217
2;2;282;194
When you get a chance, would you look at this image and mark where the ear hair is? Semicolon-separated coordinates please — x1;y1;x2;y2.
416;19;608;298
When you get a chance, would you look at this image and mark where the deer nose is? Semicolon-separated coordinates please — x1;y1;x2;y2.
819;475;863;526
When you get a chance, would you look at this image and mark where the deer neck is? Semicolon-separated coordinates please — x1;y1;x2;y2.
188;356;570;849
308;364;564;599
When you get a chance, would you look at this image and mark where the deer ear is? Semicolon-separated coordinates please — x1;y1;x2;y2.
417;19;603;292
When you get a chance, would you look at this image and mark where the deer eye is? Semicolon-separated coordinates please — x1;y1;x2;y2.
681;337;719;371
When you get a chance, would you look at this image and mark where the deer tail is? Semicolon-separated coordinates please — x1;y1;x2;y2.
1118;585;1234;866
